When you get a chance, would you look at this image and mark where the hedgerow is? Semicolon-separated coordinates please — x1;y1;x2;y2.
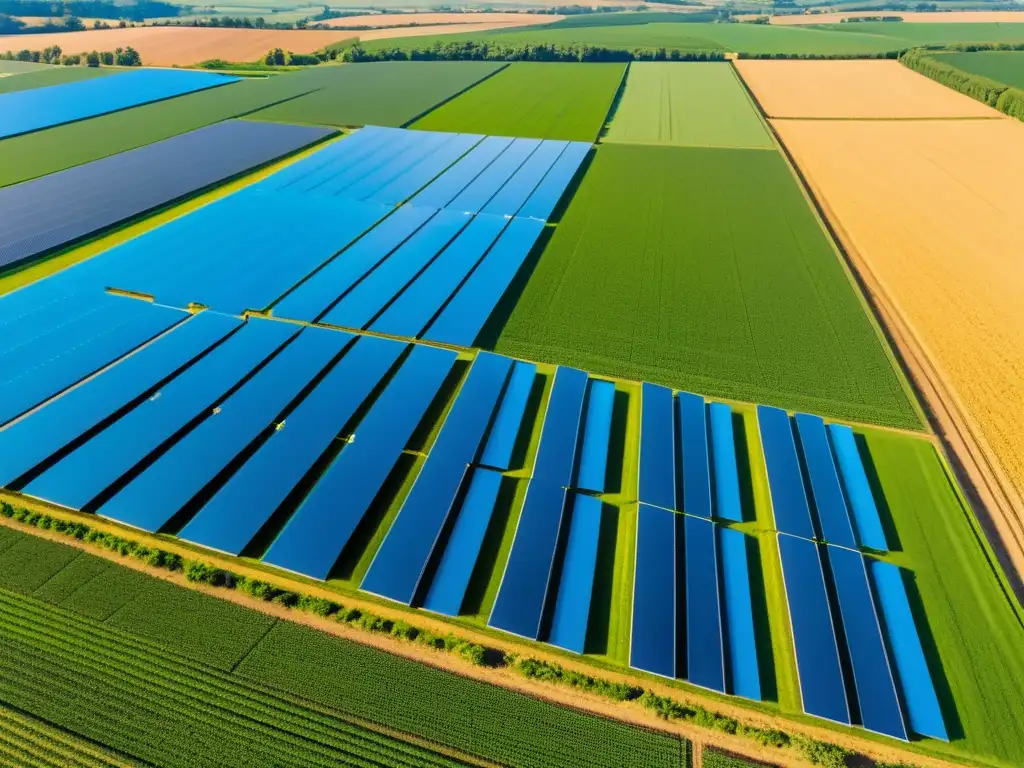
900;48;1024;122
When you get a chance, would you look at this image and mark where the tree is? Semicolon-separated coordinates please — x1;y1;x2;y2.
115;46;141;65
100;50;113;64
86;50;100;67
64;15;85;31
264;47;286;65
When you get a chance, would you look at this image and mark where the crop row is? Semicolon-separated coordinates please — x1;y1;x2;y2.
703;746;771;768
0;703;135;768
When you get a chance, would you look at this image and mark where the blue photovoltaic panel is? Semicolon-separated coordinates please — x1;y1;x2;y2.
829;424;888;551
22;319;296;510
422;468;504;617
630;503;675;678
826;546;908;740
679;392;712;519
685;516;725;692
517;142;591;221
0;312;240;487
97;328;349;532
331;131;457;201
446;138;541;214
423;216;545;347
638;382;675;511
777;533;851;724
482;140;568;218
870;561;948;741
548;494;602;654
718;527;761;700
795;413;857;549
758;405;815;540
262;345;458;581
709;402;743;522
0;69;238;139
0;121;334;272
0;299;184;427
361;352;513;604
366;133;484;207
531;366;589;488
479;360;536;471
271;205;436;323
369;214;507;339
576;379;615;493
321;209;471;330
179;335;405;555
487;481;567;640
411;136;513;210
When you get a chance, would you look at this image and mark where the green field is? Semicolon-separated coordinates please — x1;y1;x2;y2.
931;50;1024;90
248;60;504;128
0;529;689;768
703;747;771;768
0;59;50;73
812;21;1024;48
0;701;135;768
604;62;773;149
412;62;625;142
494;144;919;429
0;66;113;95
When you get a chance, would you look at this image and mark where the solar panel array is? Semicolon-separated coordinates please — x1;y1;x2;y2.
0;69;238;139
0;120;335;271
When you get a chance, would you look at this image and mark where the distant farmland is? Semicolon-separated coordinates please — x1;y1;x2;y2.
412;62;625;142
249;61;505;128
604;62;772;149
494;144;918;428
932;50;1024;90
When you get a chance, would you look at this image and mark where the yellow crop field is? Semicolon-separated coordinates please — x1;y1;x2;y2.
775;116;1024;576
736;59;1002;118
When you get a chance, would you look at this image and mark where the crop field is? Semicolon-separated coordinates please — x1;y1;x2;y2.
932;50;1024;90
603;62;773;149
412;62;625;142
0;531;690;768
811;21;1024;47
735;59;1001;119
774;117;1024;571
0;66;112;95
0;702;134;768
703;747;770;768
494;143;919;428
249;61;505;128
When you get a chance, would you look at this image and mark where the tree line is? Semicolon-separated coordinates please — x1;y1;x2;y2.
343;41;727;62
900;48;1024;121
0;44;141;66
0;0;180;20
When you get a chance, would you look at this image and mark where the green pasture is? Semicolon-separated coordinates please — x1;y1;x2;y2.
811;21;1024;48
0;66;113;95
932;50;1024;90
247;60;504;128
494;144;919;429
604;62;773;149
412;61;625;142
0;60;50;73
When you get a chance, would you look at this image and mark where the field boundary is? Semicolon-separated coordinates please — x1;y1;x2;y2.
399;62;510;128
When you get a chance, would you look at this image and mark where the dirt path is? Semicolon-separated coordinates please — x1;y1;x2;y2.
0;506;965;768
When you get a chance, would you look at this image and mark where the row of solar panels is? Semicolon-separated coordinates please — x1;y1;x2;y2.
778;534;947;742
759;405;889;551
0;120;336;271
0;69;237;140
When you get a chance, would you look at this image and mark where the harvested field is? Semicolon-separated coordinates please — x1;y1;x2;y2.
735;59;1002;118
318;11;559;27
412;62;624;142
0;27;354;66
494;144;919;428
604;62;772;149
774;117;1024;582
249;61;504;128
764;10;1024;24
932;50;1024;90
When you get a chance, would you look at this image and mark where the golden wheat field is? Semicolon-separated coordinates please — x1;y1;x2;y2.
736;59;1002;118
775;116;1024;513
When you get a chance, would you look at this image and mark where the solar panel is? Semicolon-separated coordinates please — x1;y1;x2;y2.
718;526;761;700
757;405;815;540
411;136;513;209
548;494;603;654
576;379;615;493
795;413;857;548
777;533;851;724
422;468;504;617
638;382;676;511
447;138;542;214
365;133;484;207
530;366;589;489
97;328;349;532
685;516;725;692
482;140;569;218
829;424;888;551
826;546;908;740
870;560;948;740
709;402;743;522
517;142;591;221
262;344;458;581
479;361;537;471
360;352;513;604
335;130;458;201
178;335;406;556
0;311;240;487
679;393;712;518
630;503;676;678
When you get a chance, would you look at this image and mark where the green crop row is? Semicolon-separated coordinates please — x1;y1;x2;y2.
0;702;137;768
703;746;773;768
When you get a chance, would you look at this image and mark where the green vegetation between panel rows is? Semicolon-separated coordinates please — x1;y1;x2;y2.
412;61;625;142
494;144;919;429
